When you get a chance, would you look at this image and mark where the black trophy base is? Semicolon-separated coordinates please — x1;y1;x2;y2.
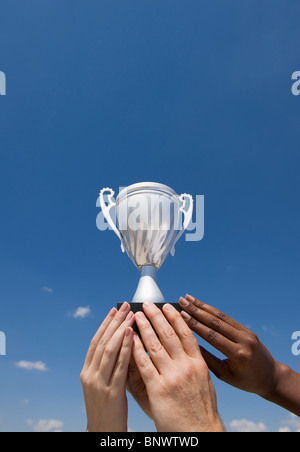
117;302;181;337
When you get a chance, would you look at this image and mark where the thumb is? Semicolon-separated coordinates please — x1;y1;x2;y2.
199;345;231;382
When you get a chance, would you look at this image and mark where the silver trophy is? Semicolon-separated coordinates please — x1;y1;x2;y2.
99;182;193;311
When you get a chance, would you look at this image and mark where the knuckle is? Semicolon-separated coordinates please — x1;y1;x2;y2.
207;328;219;344
210;317;223;331
246;333;260;350
111;314;123;328
122;339;131;350
149;340;163;354
133;340;144;353
181;325;194;339
80;371;94;388
162;326;176;340
104;345;114;357
139;354;151;369
189;318;199;329
236;348;251;363
184;364;197;379
89;338;98;351
168;374;183;391
216;310;228;322
80;370;86;384
99;336;109;348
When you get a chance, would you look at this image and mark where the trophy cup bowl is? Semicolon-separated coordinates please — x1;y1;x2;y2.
99;182;193;315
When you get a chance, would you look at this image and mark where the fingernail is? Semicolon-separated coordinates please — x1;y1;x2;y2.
125;327;132;337
181;311;191;321
109;307;117;317
164;303;175;311
186;294;195;303
179;297;189;307
144;301;155;310
126;311;134;322
135;311;145;319
120;302;129;312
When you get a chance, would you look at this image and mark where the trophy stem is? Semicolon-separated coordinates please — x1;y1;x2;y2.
132;265;165;303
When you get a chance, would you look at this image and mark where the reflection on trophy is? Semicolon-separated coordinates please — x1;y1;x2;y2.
99;182;193;312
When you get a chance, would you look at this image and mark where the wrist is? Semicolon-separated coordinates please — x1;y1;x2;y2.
262;361;291;403
197;415;225;433
155;414;225;433
87;421;128;433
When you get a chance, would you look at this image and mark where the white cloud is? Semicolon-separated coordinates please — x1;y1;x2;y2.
15;361;48;371
279;414;300;432
73;306;91;319
229;418;267;432
42;286;53;294
261;325;277;336
27;419;63;432
228;414;300;433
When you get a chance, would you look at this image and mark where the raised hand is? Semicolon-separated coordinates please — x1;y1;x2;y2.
80;303;134;432
179;294;300;416
132;302;225;432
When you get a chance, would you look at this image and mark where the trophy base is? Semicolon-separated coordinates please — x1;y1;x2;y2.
117;302;181;337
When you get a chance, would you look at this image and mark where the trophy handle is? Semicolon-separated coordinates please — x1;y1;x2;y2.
170;193;194;256
99;187;125;253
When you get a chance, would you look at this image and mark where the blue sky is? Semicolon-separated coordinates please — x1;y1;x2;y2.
0;0;300;432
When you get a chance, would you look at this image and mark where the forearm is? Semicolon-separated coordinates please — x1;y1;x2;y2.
153;404;225;433
263;361;300;416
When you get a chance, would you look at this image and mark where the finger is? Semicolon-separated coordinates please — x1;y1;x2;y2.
185;295;251;334
99;323;130;384
162;303;202;359
112;327;134;386
90;306;134;371
199;345;231;381
126;355;142;394
179;297;242;343
180;310;238;359
142;302;183;359
132;332;158;385
135;311;170;372
82;307;117;371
